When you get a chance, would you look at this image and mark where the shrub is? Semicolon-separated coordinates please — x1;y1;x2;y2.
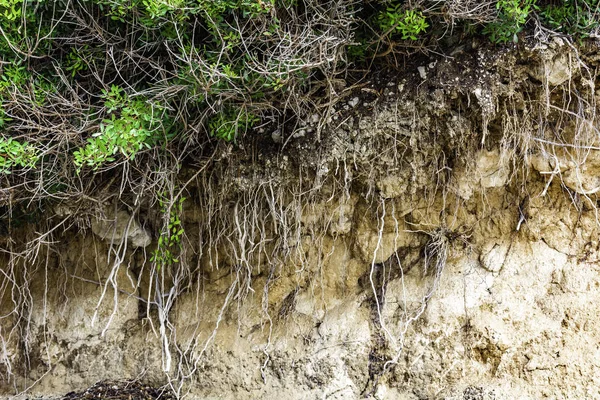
0;137;39;174
208;108;259;142
0;0;598;214
0;0;22;21
73;86;170;171
483;0;536;43
378;5;429;40
541;0;600;37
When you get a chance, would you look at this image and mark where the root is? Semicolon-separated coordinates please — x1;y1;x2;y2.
1;33;600;399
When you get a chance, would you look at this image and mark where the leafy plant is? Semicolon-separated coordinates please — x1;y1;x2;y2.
197;0;273;24
208;108;259;142
483;0;536;43
0;106;10;127
1;0;600;213
151;195;185;271
73;85;170;171
142;0;185;19
0;64;29;93
32;76;57;106
541;0;600;37
65;46;89;78
378;5;429;40
96;0;139;22
0;0;22;21
0;136;39;174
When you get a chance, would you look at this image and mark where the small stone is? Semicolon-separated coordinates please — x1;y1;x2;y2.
293;129;306;138
91;209;151;248
271;129;282;143
418;66;427;79
348;97;360;108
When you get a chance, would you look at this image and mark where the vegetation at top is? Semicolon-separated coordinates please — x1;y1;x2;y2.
0;0;597;200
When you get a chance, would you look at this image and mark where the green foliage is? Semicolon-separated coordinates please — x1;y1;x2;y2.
0;106;10;127
151;195;185;270
0;64;29;92
32;76;57;106
0;0;22;21
142;0;185;19
484;0;536;43
208;108;259;142
73;86;170;171
347;43;368;61
65;46;89;78
97;0;272;26
96;0;187;25
0;136;39;174
96;0;141;22
378;5;429;40
541;0;599;37
197;0;273;25
0;0;599;210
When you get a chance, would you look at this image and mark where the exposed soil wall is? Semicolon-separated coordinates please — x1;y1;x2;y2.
2;37;600;399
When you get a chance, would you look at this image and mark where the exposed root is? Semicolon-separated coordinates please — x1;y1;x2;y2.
1;36;600;398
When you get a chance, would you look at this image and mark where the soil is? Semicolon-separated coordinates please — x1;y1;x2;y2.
58;381;175;400
3;36;600;400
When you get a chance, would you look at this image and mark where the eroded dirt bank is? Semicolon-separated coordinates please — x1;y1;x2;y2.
2;37;600;399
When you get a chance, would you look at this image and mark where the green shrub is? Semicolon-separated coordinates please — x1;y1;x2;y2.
0;0;599;215
73;86;170;171
0;0;22;21
378;5;429;40
65;46;90;78
151;195;185;271
541;0;599;37
484;0;536;43
142;0;185;19
208;108;259;142
0;137;39;174
0;64;29;92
